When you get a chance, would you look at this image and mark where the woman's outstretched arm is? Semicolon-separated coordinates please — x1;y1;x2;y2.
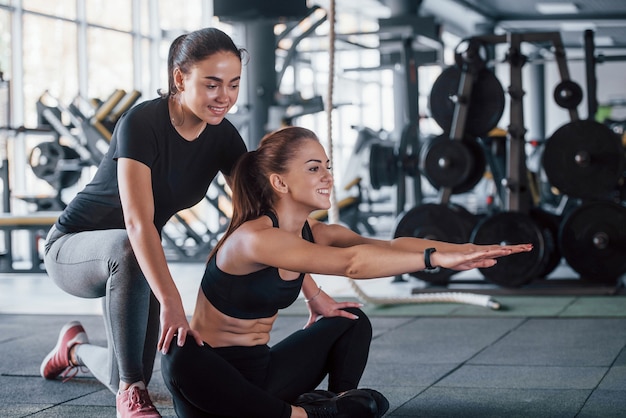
236;220;531;280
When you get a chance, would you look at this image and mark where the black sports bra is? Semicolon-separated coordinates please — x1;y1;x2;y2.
200;212;314;319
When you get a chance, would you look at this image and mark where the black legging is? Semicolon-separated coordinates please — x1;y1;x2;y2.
161;308;372;418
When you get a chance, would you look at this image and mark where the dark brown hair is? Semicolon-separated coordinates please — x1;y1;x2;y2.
209;126;319;260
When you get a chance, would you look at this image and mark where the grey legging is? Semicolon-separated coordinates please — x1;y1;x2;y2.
44;225;159;394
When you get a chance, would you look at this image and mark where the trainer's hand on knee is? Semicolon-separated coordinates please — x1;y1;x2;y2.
173;328;204;351
158;306;204;354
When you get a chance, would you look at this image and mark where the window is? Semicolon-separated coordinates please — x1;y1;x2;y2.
86;0;132;31
159;0;203;32
22;14;78;127
22;0;76;19
0;8;10;81
86;27;133;99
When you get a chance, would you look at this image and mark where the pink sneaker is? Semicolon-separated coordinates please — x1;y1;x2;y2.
40;321;88;381
116;382;161;418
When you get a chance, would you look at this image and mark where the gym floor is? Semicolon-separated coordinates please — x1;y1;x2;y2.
1;262;625;417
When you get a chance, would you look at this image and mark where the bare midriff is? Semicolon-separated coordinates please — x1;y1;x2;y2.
190;289;277;347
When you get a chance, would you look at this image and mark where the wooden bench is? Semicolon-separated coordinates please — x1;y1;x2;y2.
0;212;60;273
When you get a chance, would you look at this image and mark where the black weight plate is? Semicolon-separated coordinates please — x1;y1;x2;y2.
419;135;486;194
559;201;626;283
29;141;63;181
29;142;82;188
454;136;487;194
543;119;624;199
420;135;472;189
394;203;477;284
471;211;546;287
429;66;505;138
529;207;562;278
553;80;583;109
369;142;398;189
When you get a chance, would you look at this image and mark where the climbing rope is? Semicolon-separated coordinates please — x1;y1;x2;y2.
326;0;339;225
322;3;500;311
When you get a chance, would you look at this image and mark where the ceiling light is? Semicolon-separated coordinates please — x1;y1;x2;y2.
536;3;579;14
560;22;596;32
594;36;614;46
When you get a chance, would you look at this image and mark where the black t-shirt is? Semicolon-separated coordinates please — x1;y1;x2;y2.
56;96;247;233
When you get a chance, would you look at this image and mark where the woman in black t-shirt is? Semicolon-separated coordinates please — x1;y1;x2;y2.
40;27;248;418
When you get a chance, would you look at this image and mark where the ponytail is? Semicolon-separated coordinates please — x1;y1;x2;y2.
208;150;273;260
158;34;187;97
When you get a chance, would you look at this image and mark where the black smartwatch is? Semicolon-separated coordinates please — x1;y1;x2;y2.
424;247;437;270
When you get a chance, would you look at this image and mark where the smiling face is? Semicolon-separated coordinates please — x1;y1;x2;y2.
280;139;334;211
176;51;242;125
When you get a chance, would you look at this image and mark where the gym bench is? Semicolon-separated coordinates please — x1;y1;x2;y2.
0;212;60;273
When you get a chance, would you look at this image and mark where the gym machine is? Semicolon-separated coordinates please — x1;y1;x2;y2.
0;78;64;272
30;89;142;210
366;15;441;216
328;14;443;241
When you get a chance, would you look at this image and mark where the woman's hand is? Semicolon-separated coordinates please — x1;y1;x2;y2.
303;289;363;329
433;243;533;271
158;303;204;354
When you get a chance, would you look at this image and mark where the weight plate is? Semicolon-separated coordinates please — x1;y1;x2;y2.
559;201;626;283
369;143;398;189
542;119;624;199
29;141;62;181
394;203;477;284
29;141;82;188
429;66;505;138
453;135;487;194
420;135;472;189
553;80;583;109
471;211;547;287
529;207;562;278
419;135;486;194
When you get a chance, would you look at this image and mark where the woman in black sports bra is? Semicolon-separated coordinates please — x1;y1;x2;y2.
161;126;532;418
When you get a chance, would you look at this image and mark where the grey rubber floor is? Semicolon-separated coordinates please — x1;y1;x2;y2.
1;267;625;417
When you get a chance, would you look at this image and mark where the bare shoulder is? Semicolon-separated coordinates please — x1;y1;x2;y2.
224;216;274;250
214;217;272;270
